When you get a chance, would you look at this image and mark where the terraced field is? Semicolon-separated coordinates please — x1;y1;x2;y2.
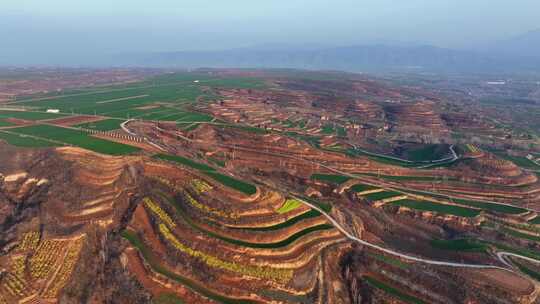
0;110;66;121
10;124;140;155
392;200;481;217
2;70;539;304
120;160;343;303
0;130;60;147
154;153;257;195
75;118;124;131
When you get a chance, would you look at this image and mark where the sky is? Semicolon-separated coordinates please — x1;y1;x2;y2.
1;0;540;65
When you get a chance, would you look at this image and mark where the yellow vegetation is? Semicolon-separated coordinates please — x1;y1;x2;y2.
16;231;40;252
43;236;85;298
158;224;293;284
191;179;213;194
143;197;176;228
152;176;183;192
30;239;65;279
466;144;479;153
184;192;236;219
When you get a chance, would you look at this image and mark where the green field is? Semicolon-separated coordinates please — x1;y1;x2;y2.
301;196;333;213
158;192;332;249
401;189;527;215
320;124;335;135
10;124;139;155
502;227;540;242
452;197;526;215
367;253;409;269
402;144;451;162
75;118;123;131
429;239;487;252
490;242;540;261
349;183;378;192
204;172;257;196
230;210;322;231
348;148;458;169
153;293;185;304
154;153;257;195
0;110;66;121
529;217;540;224
154;154;216;171
364;276;426;304
357;173;452;182
310;173;350;184
431;238;540;262
392;200;480;217
277;199;303;214
492;151;540;171
512;259;540;282
0;119;14;127
361;190;401;201
0;131;61;148
11;73;264;125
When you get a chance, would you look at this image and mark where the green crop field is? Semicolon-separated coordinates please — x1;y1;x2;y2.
348;148;458;169
0;131;61;148
231;210;322;231
10;124;139;155
75;118;123;131
452;197;526;214
336;126;347;137
154;153;257;195
358;173;452;182
429;239;487;252
362;190;401;201
0;119;14;127
529;217;540;224
364;276;426;304
499;154;540;170
402;144;451;162
512;260;540;282
367;253;409;269
277;199;303;214
205;172;257;195
392;200;481;217
400;189;527;215
152;293;185;304
11;73;265;126
350;183;378;192
159;192;330;249
502;227;540;242
310;173;350;184
321;124;335;135
0;110;66;121
154;154;216;171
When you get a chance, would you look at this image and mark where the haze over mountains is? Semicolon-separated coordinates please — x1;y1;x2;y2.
111;29;540;73
3;29;540;73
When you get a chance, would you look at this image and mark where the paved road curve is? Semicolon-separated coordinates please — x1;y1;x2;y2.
134;122;536;271
294;195;510;270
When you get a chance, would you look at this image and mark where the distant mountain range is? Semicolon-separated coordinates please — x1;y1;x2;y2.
485;29;540;58
115;39;540;73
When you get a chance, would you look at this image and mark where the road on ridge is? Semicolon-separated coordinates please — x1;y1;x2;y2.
127;121;538;271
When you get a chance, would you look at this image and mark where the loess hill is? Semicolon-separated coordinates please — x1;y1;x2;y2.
0;69;540;304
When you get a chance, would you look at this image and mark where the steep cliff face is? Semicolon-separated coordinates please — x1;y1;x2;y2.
0;145;149;304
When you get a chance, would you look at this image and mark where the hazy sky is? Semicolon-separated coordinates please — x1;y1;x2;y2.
1;0;540;64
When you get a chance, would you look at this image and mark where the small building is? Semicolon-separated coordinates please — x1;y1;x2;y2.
46;109;60;113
